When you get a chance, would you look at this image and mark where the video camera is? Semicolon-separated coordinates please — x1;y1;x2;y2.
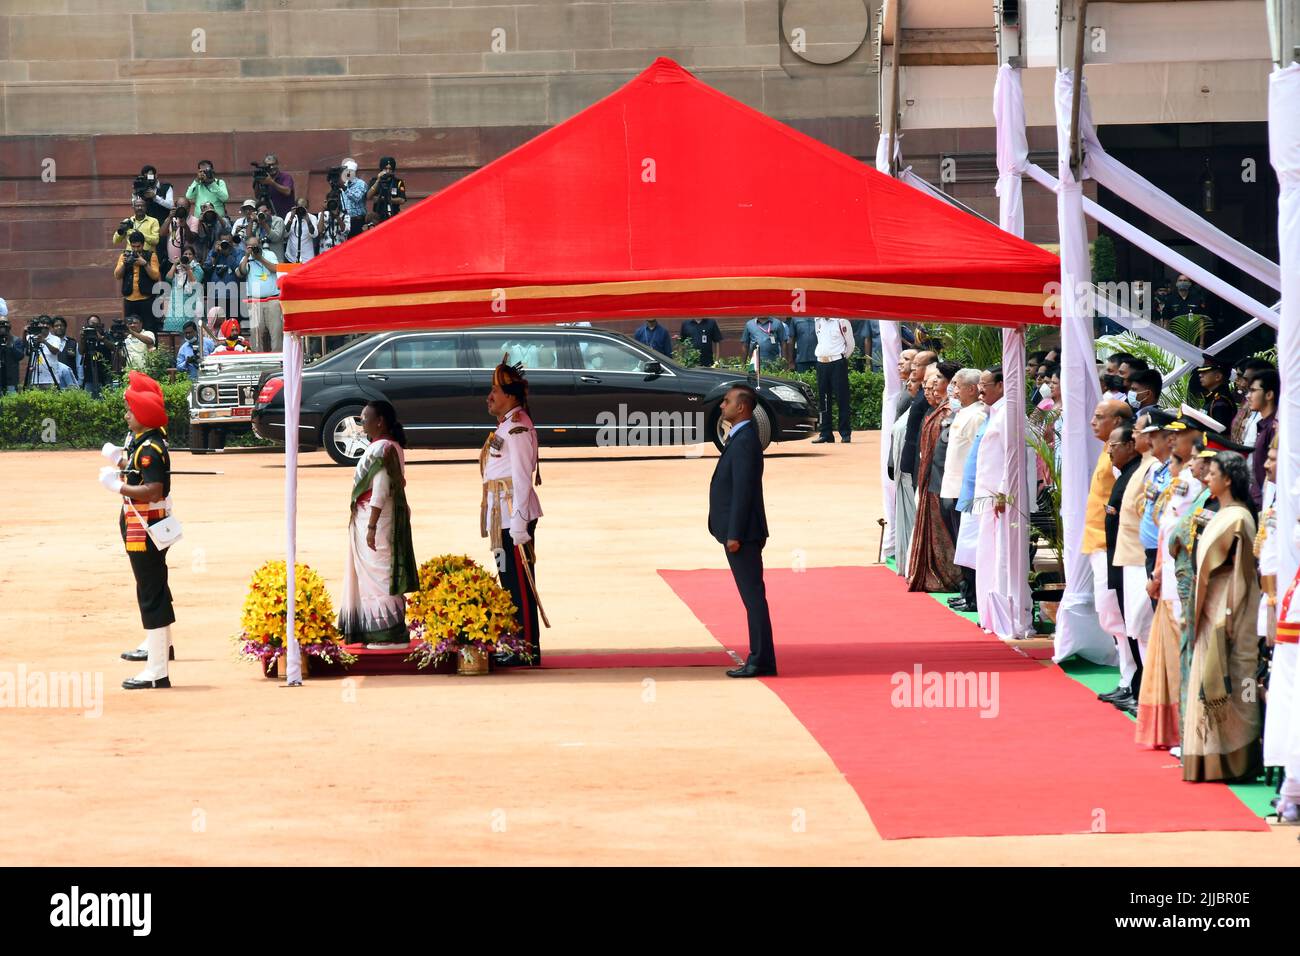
326;165;345;188
0;318;11;345
132;174;153;197
108;319;128;344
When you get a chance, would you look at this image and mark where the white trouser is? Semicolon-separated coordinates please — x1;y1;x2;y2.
1122;564;1154;662
133;626;171;682
1090;551;1135;686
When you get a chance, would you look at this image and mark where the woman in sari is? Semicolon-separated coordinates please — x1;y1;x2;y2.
339;400;418;647
907;362;962;593
1182;451;1263;782
1136;428;1203;749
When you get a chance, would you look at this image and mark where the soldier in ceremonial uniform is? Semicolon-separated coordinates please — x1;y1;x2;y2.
99;372;176;689
481;357;544;666
1195;356;1237;433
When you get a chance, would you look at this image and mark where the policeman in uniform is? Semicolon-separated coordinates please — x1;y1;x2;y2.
481;356;544;666
1195;356;1237;434
99;372;176;689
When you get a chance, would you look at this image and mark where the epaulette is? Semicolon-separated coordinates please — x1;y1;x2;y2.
509;425;529;435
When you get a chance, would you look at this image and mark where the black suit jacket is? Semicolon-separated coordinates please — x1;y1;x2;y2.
708;421;769;544
899;392;932;477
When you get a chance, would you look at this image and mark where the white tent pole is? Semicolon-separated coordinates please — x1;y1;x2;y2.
876;132;903;560
1268;61;1300;791
283;333;304;687
991;63;1034;641
1051;66;1118;666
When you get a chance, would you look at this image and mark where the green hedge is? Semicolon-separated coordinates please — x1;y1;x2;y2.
0;382;194;449
709;355;885;430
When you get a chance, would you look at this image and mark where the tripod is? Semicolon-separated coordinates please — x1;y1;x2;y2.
23;336;62;391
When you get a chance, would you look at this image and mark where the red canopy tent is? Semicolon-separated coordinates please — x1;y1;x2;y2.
273;57;1062;685
280;57;1060;332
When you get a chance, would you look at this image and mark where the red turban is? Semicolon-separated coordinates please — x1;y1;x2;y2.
125;372;168;430
221;319;241;340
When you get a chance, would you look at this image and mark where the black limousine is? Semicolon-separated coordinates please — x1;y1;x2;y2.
251;326;818;464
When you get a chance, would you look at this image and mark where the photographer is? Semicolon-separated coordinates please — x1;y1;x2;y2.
204;230;244;320
163;244;205;335
175;319;215;381
160;198;199;268
284;198;318;263
22;315;75;389
80;314;116;397
316;195;349;253
194;201;229;262
366;156;406;224
134;164;174;223
236;234;282;352
48;316;81;386
338;158;368;239
254;200;286;261
111;197;161;254
114;231;163;334
122;315;156;372
185;159;229;218
231;198;257;240
0;314;22;395
252;154;295;219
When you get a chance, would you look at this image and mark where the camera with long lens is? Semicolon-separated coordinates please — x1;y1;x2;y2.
0;319;10;347
251;162;272;200
116;218;132;237
132;175;152;197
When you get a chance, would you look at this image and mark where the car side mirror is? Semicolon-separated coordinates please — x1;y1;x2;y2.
644;360;663;375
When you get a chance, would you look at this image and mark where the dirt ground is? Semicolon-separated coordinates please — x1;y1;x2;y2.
0;433;1294;866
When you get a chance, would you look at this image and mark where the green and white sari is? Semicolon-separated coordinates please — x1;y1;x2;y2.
339;438;418;644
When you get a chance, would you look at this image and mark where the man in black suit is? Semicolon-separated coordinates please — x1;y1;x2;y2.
709;385;777;678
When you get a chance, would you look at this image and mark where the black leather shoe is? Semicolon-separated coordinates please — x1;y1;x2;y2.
492;652;522;668
811;435;834;444
122;676;171;690
950;602;973;612
840;435;852;443
1097;685;1129;702
121;647;175;662
726;663;777;678
946;596;966;607
1109;691;1138;712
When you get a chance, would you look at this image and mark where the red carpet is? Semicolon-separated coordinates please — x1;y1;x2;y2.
660;565;1269;839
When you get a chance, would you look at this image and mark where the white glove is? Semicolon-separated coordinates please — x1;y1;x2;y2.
510;522;531;548
101;442;125;463
98;465;123;494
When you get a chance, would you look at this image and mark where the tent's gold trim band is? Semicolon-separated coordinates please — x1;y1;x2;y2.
281;276;1048;315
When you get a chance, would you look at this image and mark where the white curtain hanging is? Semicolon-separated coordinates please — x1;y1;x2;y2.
986;64;1034;641
1052;69;1118;666
1268;62;1300;786
876;131;903;559
282;333;304;686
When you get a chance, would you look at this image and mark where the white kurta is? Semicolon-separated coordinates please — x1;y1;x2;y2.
340;438;407;640
890;408;915;578
940;401;987;501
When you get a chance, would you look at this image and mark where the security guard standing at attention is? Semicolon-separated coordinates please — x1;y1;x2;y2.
1195;356;1237;434
481;356;545;666
99;372;176;689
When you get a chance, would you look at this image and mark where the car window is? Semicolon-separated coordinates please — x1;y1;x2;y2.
360;336;458;370
472;334;564;371
392;336;458;370
577;337;648;373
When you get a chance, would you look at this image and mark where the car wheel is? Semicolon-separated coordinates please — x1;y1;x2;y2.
710;402;773;451
323;405;369;466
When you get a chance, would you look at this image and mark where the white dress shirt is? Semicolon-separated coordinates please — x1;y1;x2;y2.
940;401;988;500
813;317;855;361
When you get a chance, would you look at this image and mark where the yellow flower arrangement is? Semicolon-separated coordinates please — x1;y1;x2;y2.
407;554;531;668
235;560;354;666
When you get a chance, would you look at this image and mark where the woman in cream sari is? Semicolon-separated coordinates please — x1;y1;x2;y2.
339;401;418;647
1183;451;1263;782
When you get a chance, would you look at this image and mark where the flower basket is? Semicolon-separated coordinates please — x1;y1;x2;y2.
406;554;533;672
234;560;356;677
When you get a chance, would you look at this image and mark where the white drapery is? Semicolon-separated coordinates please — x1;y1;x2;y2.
876;131;903;559
987;65;1033;640
282;333;304;686
1268;62;1300;783
1051;69;1117;666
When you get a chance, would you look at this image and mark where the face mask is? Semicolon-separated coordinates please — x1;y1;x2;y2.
1177;282;1191;293
1127;390;1139;407
1040;384;1053;400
